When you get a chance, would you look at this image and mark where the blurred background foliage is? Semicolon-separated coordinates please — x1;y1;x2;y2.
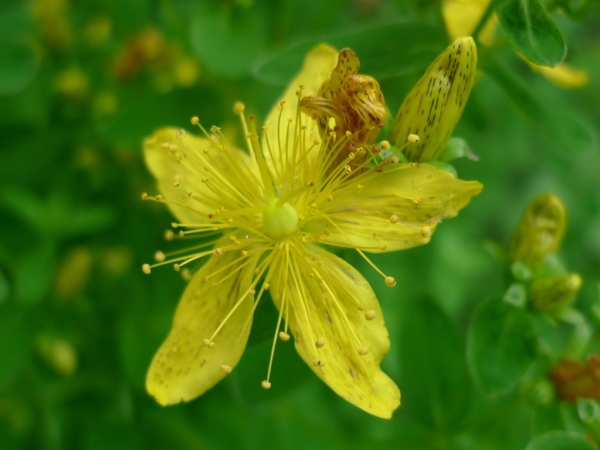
1;0;600;449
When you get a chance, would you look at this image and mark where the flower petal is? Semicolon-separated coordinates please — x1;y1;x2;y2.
261;44;338;175
143;127;257;225
146;239;258;405
271;243;400;418
390;37;477;162
306;163;482;252
442;0;496;45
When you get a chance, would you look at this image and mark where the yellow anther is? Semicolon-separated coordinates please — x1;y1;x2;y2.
421;226;432;238
344;165;352;174
261;380;272;389
161;142;170;149
178;230;184;237
413;195;422;204
385;276;396;287
380;140;390;150
263;282;270;290
408;134;420;143
327;195;333;202
390;214;399;224
358;347;370;355
173;181;180;187
154;251;165;262
169;143;178;152
242;250;248;257
181;268;192;281
279;331;290;341
164;230;174;241
316;338;326;348
191;116;199;125
313;359;325;367
365;310;376;320
220;365;232;374
213;248;223;257
142;264;151;274
233;102;245;115
348;152;355;160
176;129;186;140
141;192;148;200
345;130;352;137
328;117;336;130
357;184;364;190
202;339;214;348
155;195;163;201
173;264;180;272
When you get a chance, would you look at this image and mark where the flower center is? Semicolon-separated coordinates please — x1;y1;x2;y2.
263;198;299;239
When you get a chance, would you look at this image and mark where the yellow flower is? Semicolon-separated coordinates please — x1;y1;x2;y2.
142;44;482;418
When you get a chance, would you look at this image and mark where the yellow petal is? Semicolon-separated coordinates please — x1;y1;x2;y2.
306;163;482;252
527;61;589;89
143;127;256;224
390;37;477;162
271;244;400;418
261;44;338;175
442;0;496;45
146;238;258;405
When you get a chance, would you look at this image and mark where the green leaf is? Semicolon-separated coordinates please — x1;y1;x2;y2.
578;399;600;441
190;4;267;79
253;22;447;86
0;38;39;96
483;58;595;154
525;431;594;450
467;297;536;395
398;297;471;428
493;0;566;67
0;303;33;389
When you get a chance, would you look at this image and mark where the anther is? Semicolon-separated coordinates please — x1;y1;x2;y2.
279;331;290;341
261;380;272;389
178;230;184;237
155;195;163;201
154;251;165;262
141;192;148;200
220;365;232;374
169;144;178;152
181;268;192;281
357;184;364;190
390;214;399;224
316;338;325;348
242;250;248;257
176;129;186;140
408;134;420;143
263;282;270;290
344;165;352;174
203;339;214;348
191;116;199;125
421;226;432;237
164;230;174;240
142;264;151;274
233;102;245;115
173;264;181;271
380;140;390;150
385;276;397;287
413;196;422;204
173;181;180;187
365;310;377;320
313;359;325;367
161;142;170;149
213;248;223;257
358;347;370;356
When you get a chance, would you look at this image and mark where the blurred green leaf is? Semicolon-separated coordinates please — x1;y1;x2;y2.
15;244;55;306
577;399;600;441
467;297;536;396
0;303;33;389
493;0;566;67
190;4;267;79
398;297;471;429
525;430;594;450
483;58;595;154
0;38;39;96
253;22;447;86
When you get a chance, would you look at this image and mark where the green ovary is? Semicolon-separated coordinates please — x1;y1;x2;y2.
263;199;299;239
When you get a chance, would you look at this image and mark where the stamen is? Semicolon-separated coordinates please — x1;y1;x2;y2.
358;346;369;355
390;214;400;224
364;310;377;320
279;331;290;341
316;337;326;348
421;226;432;237
261;380;271;389
408;133;420;143
202;338;215;348
220;364;232;374
142;264;151;274
312;359;325;367
191;116;199;125
385;276;396;287
154;251;165;262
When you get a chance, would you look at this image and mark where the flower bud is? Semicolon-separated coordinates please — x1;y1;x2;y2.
551;354;600;401
389;37;477;162
529;273;582;312
508;194;566;269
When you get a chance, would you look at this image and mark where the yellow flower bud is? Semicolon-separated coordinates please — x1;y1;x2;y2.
390;37;477;162
508;194;566;269
529;273;582;312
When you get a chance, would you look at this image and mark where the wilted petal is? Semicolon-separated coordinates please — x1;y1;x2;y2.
144;127;257;225
270;244;400;418
305;163;482;252
146;239;258;405
390;37;477;162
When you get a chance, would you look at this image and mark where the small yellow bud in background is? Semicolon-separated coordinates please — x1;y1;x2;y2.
508;194;566;270
390;37;477;162
36;336;78;376
529;273;582;312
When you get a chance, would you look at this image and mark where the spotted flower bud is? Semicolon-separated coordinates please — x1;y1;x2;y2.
508;194;566;269
389;37;477;162
529;273;582;312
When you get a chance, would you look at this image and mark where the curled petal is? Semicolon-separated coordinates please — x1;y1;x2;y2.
146;238;258;405
271;244;400;418
144;127;258;225
305;163;482;252
390;37;477;162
